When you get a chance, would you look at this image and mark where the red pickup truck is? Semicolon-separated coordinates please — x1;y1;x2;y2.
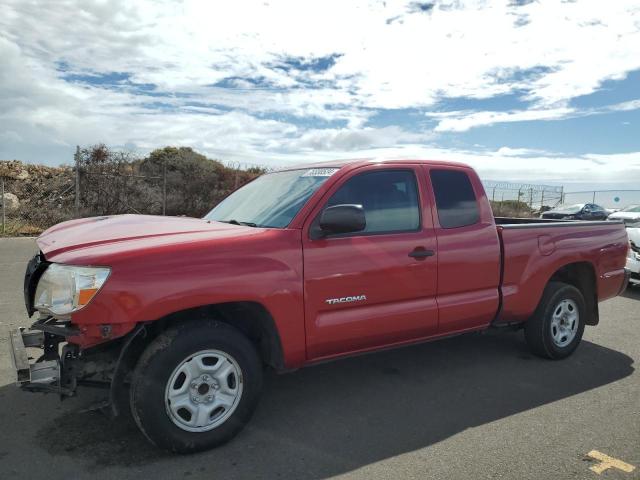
10;159;629;453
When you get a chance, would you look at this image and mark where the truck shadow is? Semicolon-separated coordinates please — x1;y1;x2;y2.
0;332;634;478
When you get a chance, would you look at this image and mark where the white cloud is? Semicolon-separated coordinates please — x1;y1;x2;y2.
432;107;574;132
606;99;640;112
1;0;639;182
430;98;640;132
494;146;554;157
285;126;433;151
235;144;640;185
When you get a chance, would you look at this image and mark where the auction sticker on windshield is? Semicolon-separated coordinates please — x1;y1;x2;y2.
302;168;340;177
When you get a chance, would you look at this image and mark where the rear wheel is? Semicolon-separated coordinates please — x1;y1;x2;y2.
524;281;586;359
130;320;263;453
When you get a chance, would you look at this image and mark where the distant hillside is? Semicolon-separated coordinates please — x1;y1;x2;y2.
0;146;267;235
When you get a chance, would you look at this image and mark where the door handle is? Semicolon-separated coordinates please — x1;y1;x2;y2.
408;248;435;259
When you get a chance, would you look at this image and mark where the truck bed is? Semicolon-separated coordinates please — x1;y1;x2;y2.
494;218;628;325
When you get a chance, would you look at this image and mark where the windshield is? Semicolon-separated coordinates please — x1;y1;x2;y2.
621;205;640;213
204;168;339;228
555;204;584;214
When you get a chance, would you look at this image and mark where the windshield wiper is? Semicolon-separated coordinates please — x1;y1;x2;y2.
220;219;258;227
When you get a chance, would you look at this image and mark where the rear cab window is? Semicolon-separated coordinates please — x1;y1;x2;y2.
430;169;480;228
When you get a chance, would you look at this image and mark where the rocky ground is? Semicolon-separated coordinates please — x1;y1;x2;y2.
1;160;76;234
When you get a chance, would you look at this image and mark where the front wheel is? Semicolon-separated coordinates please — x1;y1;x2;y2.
130;321;263;453
524;281;586;359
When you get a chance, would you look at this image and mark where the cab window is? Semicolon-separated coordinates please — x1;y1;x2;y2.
326;169;420;234
430;169;480;228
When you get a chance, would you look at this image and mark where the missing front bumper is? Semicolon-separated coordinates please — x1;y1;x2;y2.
8;327;74;395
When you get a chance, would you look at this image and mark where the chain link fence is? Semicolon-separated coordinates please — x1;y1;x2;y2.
1;165;75;235
1;146;267;236
482;180;564;217
75;147;166;218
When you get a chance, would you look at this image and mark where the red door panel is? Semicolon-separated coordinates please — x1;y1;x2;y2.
433;224;501;331
302;165;438;360
304;233;438;358
423;165;501;333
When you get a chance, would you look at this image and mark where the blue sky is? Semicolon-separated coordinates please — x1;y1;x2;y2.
1;0;639;188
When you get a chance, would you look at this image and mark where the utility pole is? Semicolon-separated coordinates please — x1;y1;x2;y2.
1;179;5;235
74;145;80;217
529;188;533;212
162;158;167;215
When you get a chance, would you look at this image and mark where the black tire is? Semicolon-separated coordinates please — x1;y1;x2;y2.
524;281;586;360
130;320;263;453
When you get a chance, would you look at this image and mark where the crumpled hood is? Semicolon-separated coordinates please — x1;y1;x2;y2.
37;214;254;259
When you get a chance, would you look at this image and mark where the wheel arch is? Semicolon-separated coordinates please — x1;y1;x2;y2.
148;301;286;370
108;301;285;417
548;261;598;326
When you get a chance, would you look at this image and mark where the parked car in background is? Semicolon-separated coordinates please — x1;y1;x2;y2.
541;203;609;220
608;204;640;227
626;227;640;286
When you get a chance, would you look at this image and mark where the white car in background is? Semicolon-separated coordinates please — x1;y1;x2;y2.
608;204;640;227
627;227;640;286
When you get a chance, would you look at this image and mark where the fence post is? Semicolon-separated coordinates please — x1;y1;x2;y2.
162;158;167;216
592;191;596;203
1;179;5;235
74;145;80;217
540;190;545;213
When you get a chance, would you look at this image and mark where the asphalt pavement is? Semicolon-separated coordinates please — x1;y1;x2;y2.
0;237;638;479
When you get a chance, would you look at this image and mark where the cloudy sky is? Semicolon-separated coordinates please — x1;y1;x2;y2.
1;0;640;187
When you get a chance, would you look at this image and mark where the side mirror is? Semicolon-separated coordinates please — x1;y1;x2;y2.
318;204;366;236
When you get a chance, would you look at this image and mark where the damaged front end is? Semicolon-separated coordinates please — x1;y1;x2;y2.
9;315;146;416
10;252;145;414
10;319;80;397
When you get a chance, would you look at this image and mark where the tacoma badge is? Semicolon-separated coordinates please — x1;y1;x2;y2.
325;295;367;305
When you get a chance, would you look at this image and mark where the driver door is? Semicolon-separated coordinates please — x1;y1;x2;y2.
302;166;438;360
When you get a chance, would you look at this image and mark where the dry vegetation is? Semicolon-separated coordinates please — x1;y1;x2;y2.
0;145;265;235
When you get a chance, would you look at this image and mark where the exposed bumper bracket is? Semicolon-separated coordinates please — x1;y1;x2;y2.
8;327;74;396
9;328;32;384
30;317;81;337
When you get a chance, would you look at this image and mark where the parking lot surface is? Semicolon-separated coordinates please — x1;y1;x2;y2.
0;237;638;479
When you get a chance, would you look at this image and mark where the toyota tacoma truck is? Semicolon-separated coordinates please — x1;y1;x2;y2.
9;159;629;453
